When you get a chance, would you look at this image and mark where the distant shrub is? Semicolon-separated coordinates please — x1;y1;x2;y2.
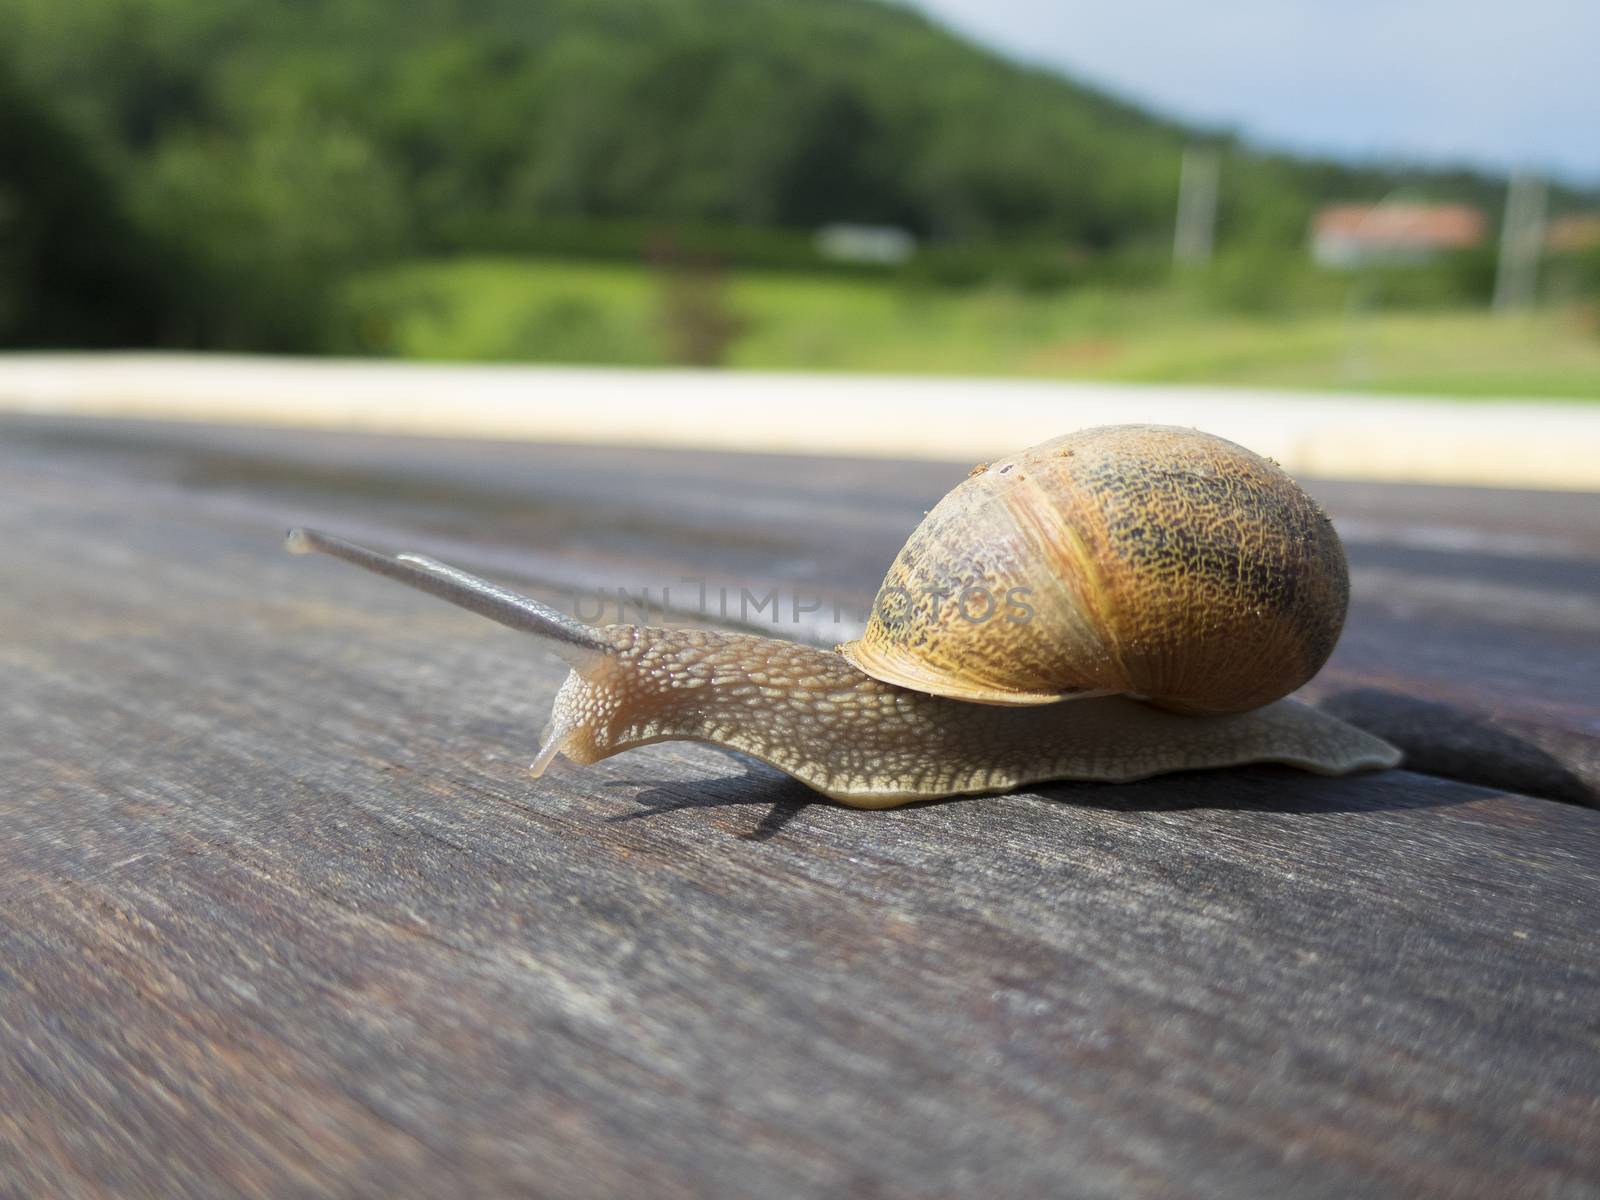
0;60;183;347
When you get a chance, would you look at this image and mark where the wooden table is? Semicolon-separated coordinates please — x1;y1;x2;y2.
2;414;1597;1199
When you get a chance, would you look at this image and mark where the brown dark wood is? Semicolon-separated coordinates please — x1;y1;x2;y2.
1;414;1598;1199
8;413;1594;802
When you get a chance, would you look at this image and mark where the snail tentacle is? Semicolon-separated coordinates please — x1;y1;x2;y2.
285;528;610;670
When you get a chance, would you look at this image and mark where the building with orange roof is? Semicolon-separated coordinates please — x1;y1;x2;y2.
1311;202;1487;268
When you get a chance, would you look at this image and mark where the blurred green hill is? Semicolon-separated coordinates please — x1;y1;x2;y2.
3;0;1597;355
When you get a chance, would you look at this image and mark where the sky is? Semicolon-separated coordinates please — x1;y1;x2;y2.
912;0;1599;184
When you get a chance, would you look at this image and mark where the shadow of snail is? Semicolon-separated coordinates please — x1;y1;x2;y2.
288;425;1400;810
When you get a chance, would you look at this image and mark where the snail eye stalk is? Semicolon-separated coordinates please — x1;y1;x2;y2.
285;528;610;671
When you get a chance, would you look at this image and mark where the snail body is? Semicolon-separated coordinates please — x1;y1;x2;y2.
287;425;1399;809
536;625;1395;806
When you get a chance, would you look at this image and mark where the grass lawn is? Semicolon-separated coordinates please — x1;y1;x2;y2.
347;257;1600;400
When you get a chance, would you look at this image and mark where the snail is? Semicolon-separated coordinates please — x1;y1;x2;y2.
287;425;1400;808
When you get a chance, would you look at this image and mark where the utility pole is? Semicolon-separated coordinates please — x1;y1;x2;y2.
1493;172;1547;313
1173;145;1220;267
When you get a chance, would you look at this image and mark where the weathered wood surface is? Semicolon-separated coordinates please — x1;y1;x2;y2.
11;414;1593;802
1;414;1598;1199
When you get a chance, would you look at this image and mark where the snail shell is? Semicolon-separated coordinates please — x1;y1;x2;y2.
839;425;1348;714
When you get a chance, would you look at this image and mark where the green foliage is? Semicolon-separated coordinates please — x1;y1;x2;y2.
0;55;183;347
134;104;410;349
349;254;1600;397
1545;245;1600;316
1357;249;1499;311
344;258;665;363
4;0;1596;351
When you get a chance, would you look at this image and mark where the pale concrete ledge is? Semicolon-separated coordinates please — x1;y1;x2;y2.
1;352;1594;490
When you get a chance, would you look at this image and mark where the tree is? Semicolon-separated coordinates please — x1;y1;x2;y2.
0;59;183;347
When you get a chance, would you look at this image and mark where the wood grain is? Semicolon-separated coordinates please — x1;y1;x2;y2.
7;414;1593;801
1;415;1597;1199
